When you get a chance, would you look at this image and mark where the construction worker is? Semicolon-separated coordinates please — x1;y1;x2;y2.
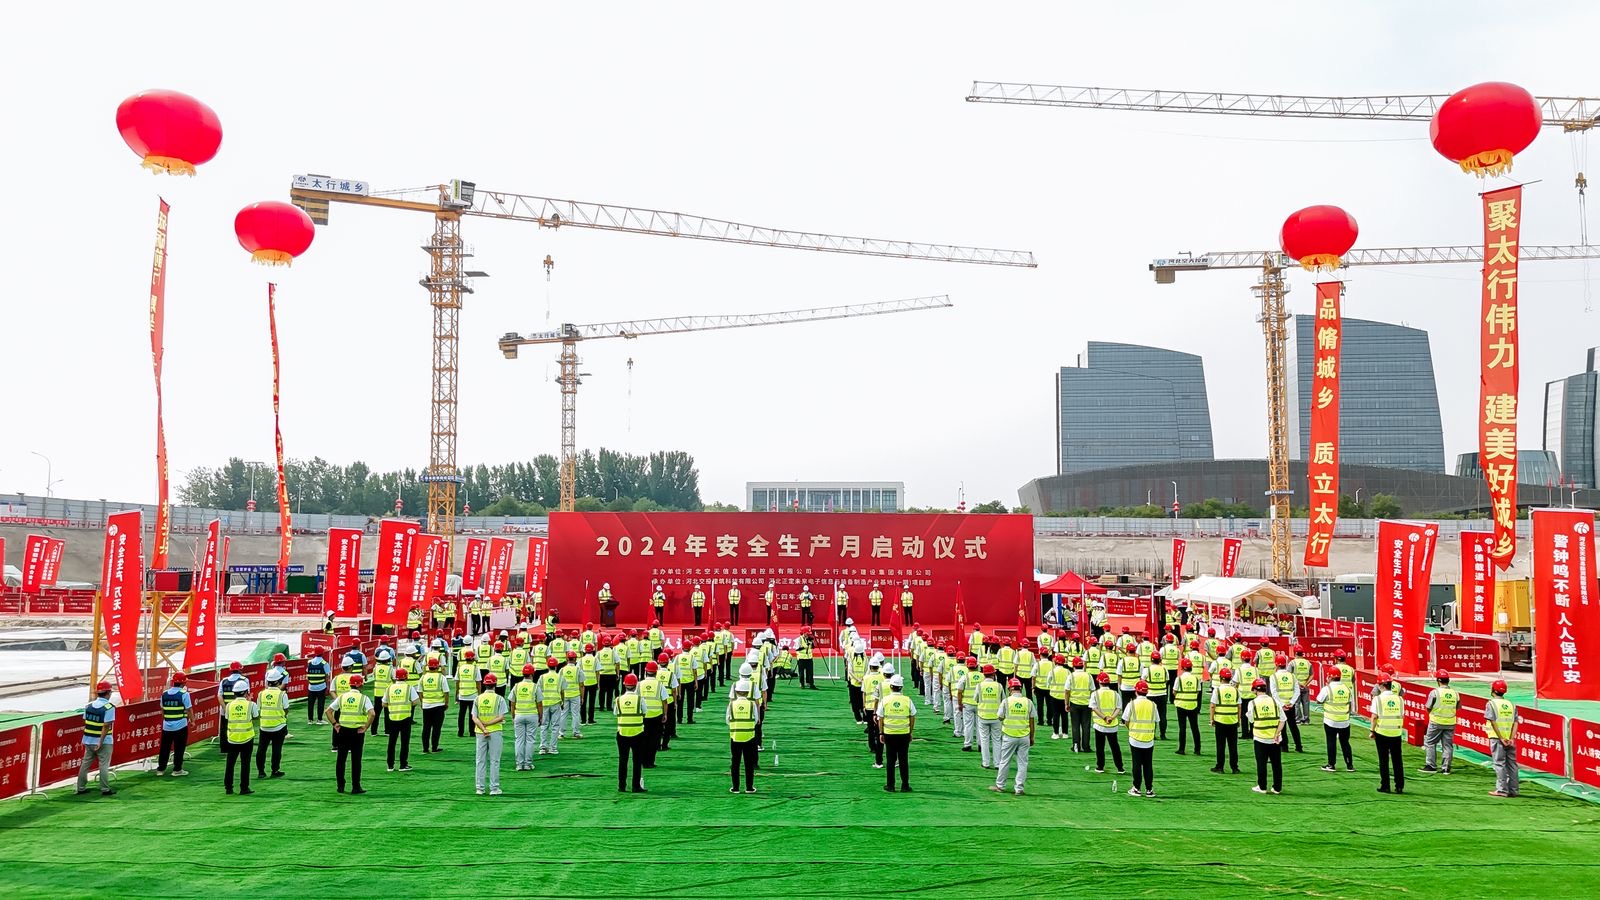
597;636;619;710
847;640;868;722
487;642;509;695
1038;653;1060;736
561;651;584;738
472;673;507;795
1421;669;1459;775
899;582;914;626
992;678;1035;795
877;674;915;792
1209;667;1241;774
455;649;480;738
973;663;1004;769
156;673;192;777
305;650;330;724
868;583;883;626
1141;651;1169;739
1172;658;1203;755
691;583;707;626
830;585;846;625
652;584;666;623
1090;672;1125;775
796;628;816;688
658;652;681;752
615;673;647;793
1116;641;1142;708
1123;680;1159;797
638;661;667;768
535;657;563;754
221;684;258;796
328;673;372;794
728;582;742;626
598;582;613;613
371;651;393;737
764;581;776;625
727;679;760;793
1333;652;1356;689
1316;666;1355;772
580;643;600;725
1271;652;1304;753
1291;646;1313;724
1246;678;1284;794
1014;641;1036;703
799;584;814;626
384;668;418;773
418;657;448;753
511;664;542;770
1485;679;1520;797
75;681;118;797
1255;639;1277;678
861;656;886;766
256;672;290;779
1064;657;1090;751
1370;677;1406;794
329;656;357;751
322;610;337;635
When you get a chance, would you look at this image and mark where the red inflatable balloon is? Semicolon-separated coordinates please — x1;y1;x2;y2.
1430;82;1542;177
1279;206;1359;272
234;201;315;266
116;90;222;176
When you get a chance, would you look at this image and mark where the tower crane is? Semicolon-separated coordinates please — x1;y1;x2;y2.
289;176;1034;552
967;81;1599;581
497;296;953;510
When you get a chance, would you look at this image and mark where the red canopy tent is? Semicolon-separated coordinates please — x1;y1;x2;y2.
1038;572;1109;595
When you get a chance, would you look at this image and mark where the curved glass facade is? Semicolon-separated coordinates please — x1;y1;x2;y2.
1543;348;1598;488
1454;450;1561;486
1287;316;1444;473
1056;342;1214;475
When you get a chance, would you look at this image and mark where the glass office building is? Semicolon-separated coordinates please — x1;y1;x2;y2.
747;482;903;512
1454;450;1562;486
1286;316;1445;473
1055;341;1214;475
1544;347;1599;488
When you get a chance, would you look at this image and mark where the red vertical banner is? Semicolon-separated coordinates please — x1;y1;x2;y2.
429;536;448;600
22;534;51;593
1303;281;1342;568
1171;538;1186;591
1532;508;1599;700
372;519;418;628
42;537;64;587
1220;538;1241;577
149;199;171;568
484;537;513;601
183;520;220;671
461;538;488;591
1460;529;1496;635
1376;520;1435;675
952;581;966;642
1480;185;1522;569
525;537;549;593
267;283;293;593
323;527;363;617
101;511;146;700
414;534;445;608
1017;580;1029;629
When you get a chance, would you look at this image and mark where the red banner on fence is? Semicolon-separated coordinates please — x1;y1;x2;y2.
324;527;364;617
1516;705;1568;776
484;537;513;601
461;538;487;592
101;511;145;700
545;512;1032;626
1375;520;1434;676
0;724;31;800
1452;692;1493;757
1220;538;1241;577
183;520;220;671
1460;529;1496;635
1303;280;1342;568
36;716;85;787
526;536;549;593
22;534;64;593
1532;508;1599;700
1171;538;1186;591
1480;185;1522;568
1431;634;1499;674
1571;717;1600;789
150;198;171;569
372;519;418;628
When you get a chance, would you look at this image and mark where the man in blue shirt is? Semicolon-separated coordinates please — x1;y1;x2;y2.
305;651;330;723
76;681;117;796
156;673;193;777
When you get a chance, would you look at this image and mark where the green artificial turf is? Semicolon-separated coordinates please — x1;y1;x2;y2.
2;675;1599;899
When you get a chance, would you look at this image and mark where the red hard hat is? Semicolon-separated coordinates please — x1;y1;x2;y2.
229;661;243;672
428;658;441;669
566;651;577;660
464;650;476;659
1072;656;1084;667
1135;680;1149;695
172;673;187;684
482;673;497;686
494;642;505;652
350;674;365;688
395;669;408;681
1492;679;1508;694
1007;677;1022;688
623;673;638;687
646;662;659;673
1275;652;1288;666
584;643;595;653
1435;669;1450;682
1220;668;1234;680
657;653;670;664
1252;678;1267;691
513;636;524;647
1328;667;1342;680
547;657;558;667
273;653;286;663
1189;640;1201;650
1206;628;1216;637
522;664;535;675
651;619;660;627
982;664;995;674
1096;673;1110;684
1180;658;1193;670
1053;654;1065;664
96;680;113;692
1150;651;1161;662
966;657;978;668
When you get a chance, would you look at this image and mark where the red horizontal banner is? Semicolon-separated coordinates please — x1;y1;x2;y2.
1516;705;1568;776
0;724;31;800
1572;717;1600;789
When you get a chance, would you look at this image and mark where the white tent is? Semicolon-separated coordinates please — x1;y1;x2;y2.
1169;576;1304;614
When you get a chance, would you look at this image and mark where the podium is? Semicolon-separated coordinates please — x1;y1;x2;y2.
600;599;620;628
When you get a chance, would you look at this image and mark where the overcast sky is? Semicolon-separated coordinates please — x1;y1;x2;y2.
4;1;1598;511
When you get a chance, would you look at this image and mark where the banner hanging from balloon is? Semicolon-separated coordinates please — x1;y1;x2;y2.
150;199;172;568
1479;186;1522;568
1303;281;1343;568
267;283;293;592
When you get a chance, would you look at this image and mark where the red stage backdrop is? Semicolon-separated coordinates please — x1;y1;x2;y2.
544;512;1032;625
1532;508;1598;700
461;538;487;592
1480;185;1522;568
1303;280;1342;568
1220;538;1241;577
1376;520;1435;675
1460;529;1496;635
323;527;363;617
182;520;220;671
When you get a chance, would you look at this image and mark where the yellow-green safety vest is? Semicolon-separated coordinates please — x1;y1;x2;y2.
1373;692;1404;738
421;671;448;705
1127;697;1157;744
513;680;540;716
1250;695;1281;741
385;683;414;721
475;692;503;733
1213;685;1240;725
1322;682;1352;724
1092;688;1120;729
1145;665;1169;697
1067;670;1091;705
1001;695;1032;738
337;690;366;725
1172;672;1201;710
880;694;913;734
1487;697;1515;742
225;698;255;744
259;688;287;730
615;693;644;737
729;697;757;743
977;679;1003;720
1430;687;1459;726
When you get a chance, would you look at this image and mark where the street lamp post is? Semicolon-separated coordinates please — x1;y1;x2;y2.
29;451;62;498
1171;480;1179;518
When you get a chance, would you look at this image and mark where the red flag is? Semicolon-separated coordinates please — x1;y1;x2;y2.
323;527;363;617
953;581;965;642
267;283;293;593
1017;580;1029;631
1147;585;1160;638
183;520;220;671
372;519;418;628
100;511;145;700
1303;281;1342;568
484;537;513;601
150;199;172;568
1532;508;1599;700
1220;538;1241;578
22;534;61;593
1375;520;1435;675
525;537;549;593
1459;530;1496;635
1077;590;1090;639
461;538;488;592
1479;186;1522;569
1171;538;1186;591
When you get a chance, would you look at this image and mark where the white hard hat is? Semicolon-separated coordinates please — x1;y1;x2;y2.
870;653;885;665
739;663;754;677
853;641;866;654
655;584;661;590
734;679;752;693
603;582;610;589
745;651;759;663
803;584;810;590
882;663;895;676
695;584;702;589
845;617;854;626
889;675;905;688
340;655;356;667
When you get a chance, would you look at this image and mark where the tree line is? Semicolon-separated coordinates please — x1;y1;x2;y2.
178;449;705;515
